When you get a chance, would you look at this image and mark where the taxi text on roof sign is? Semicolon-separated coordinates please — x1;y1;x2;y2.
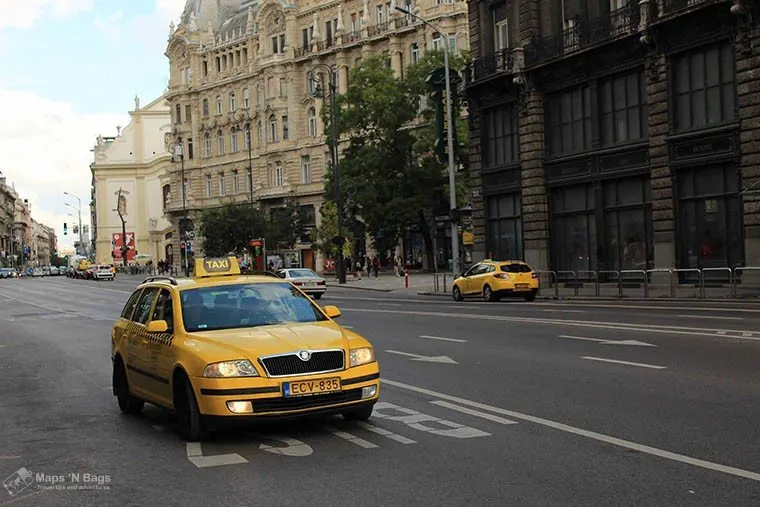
194;256;241;278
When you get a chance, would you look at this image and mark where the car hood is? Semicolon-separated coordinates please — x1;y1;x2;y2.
187;321;349;359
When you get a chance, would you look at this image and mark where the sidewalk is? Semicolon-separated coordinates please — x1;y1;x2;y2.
326;271;438;293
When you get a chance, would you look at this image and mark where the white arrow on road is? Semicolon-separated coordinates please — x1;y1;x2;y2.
559;335;656;347
385;350;458;364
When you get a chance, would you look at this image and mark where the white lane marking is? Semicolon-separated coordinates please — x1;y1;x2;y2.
543;309;586;313
419;335;468;343
372;402;490;439
152;425;167;432
355;421;417;444
342;326;354;329
742;332;753;337
378;303;402;307
382;378;760;482
559;335;656;347
259;437;313;457
326;428;378;448
431;400;519;425
343;308;760;342
385;350;458;364
676;314;745;321
581;356;667;370
186;443;248;467
560;335;605;343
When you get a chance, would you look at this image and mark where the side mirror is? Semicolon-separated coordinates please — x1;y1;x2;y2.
323;305;341;319
146;320;169;333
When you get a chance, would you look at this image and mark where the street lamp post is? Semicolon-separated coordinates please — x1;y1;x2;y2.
310;63;346;284
395;6;460;275
173;141;190;277
63;192;84;257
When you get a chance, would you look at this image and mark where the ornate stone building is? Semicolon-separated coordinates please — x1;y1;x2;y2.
165;0;469;273
466;0;760;276
0;175;18;267
90;95;174;266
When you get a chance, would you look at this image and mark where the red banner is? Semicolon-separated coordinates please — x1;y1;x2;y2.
112;232;136;261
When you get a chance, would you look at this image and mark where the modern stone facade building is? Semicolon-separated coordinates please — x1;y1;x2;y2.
465;0;760;276
165;0;468;273
90;95;174;266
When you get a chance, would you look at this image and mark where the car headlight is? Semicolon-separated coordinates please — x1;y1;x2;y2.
349;347;375;367
202;360;259;377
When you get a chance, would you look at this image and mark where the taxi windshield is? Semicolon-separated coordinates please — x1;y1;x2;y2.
180;282;328;332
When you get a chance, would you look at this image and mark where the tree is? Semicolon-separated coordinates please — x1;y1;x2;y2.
198;203;268;257
323;52;470;268
266;198;304;250
314;200;353;258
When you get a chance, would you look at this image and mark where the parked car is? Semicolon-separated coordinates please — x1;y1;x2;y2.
0;268;13;279
276;268;327;299
94;264;115;281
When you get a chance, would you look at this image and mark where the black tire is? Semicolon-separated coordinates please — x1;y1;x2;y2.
113;359;144;415
483;285;497;302
175;376;208;442
342;405;373;421
524;293;536;302
452;286;463;302
312;293;323;300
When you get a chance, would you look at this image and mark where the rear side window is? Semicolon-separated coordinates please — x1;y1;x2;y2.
501;264;532;273
121;290;142;320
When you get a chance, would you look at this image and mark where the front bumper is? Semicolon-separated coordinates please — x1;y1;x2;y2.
191;363;380;420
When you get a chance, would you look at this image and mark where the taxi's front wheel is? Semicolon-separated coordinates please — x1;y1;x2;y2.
113;360;144;415
175;377;209;441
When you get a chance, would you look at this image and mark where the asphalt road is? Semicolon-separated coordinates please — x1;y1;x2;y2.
0;276;759;506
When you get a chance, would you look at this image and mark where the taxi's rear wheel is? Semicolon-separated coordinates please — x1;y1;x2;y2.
524;293;536;302
452;286;463;302
312;293;322;300
113;360;144;415
483;285;498;302
175;376;208;442
342;405;373;421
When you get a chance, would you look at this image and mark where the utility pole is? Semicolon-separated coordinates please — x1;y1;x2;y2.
116;188;128;267
247;120;254;208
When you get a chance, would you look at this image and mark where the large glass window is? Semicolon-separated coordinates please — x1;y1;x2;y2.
486;194;523;260
603;177;653;271
550;184;597;273
482;104;519;168
599;71;648;146
677;165;743;269
674;44;735;131
546;85;592;156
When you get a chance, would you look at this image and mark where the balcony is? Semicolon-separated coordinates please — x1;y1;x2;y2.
465;49;514;85
367;21;391;37
663;0;712;15
524;4;641;67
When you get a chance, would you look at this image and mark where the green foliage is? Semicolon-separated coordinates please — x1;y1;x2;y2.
314;200;353;258
321;52;471;263
267;198;307;250
199;204;268;257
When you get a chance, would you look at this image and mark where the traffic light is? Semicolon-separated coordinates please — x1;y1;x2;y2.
63;223;67;236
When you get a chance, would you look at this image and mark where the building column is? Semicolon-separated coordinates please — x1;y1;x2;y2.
737;24;760;267
646;51;675;268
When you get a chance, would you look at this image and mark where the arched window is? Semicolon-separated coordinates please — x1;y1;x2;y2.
268;115;278;142
243;88;250;109
203;132;211;157
163;184;171;209
216;95;222;115
272;162;284;186
229;92;236;111
257;121;263;146
244;124;251;150
216;130;225;155
307;107;317;137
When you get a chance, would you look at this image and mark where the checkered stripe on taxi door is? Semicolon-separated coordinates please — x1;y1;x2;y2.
127;321;174;347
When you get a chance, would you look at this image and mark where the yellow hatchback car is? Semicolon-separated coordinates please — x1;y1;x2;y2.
111;256;379;441
452;259;539;302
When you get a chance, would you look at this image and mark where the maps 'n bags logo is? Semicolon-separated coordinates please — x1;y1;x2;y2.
3;467;34;496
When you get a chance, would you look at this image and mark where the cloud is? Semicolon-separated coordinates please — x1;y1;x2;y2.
1;0;95;30
130;0;186;53
93;9;124;47
0;87;127;249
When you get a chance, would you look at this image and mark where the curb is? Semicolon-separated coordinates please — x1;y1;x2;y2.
417;292;760;303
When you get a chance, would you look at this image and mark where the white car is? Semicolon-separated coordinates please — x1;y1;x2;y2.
276;268;327;299
93;264;115;281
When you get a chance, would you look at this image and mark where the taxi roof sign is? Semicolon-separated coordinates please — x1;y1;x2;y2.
194;256;241;278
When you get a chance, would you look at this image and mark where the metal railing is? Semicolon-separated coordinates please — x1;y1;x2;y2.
430;266;760;299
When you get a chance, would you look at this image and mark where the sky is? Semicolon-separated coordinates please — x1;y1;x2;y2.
0;0;186;252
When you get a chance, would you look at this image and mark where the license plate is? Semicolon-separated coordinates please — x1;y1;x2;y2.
515;283;530;290
283;377;341;397
306;282;317;287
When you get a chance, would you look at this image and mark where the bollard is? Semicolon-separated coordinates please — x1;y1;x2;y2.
405;272;409;288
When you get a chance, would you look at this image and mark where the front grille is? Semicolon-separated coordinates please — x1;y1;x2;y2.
260;350;344;377
253;388;363;414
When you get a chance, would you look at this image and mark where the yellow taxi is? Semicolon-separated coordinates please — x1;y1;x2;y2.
111;256;379;441
452;259;539;302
